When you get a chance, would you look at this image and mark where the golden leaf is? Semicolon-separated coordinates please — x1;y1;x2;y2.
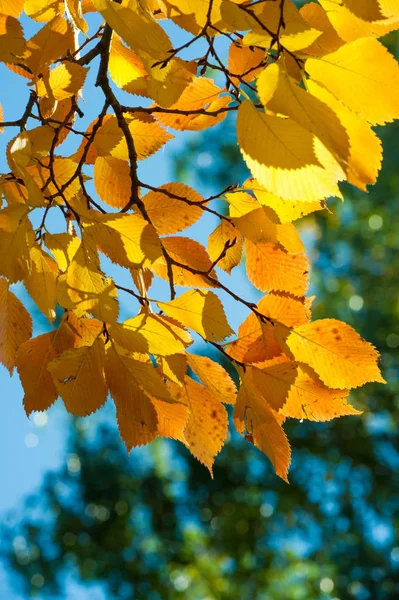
93;156;131;209
245;239;309;297
306;38;399;125
142;182;204;235
237;100;343;202
234;371;291;481
110;312;191;357
169;376;228;476
318;0;399;42
208;220;243;274
158;289;234;342
65;233;119;322
283;319;386;389
153;236;217;288
0;205;34;283
37;63;88;101
105;343;188;448
92;0;171;59
23;244;58;323
0;277;32;374
25;0;64;23
0;15;25;65
187;353;237;405
227;292;311;364
87;213;162;268
105;341;173;402
24;16;74;75
0;0;25;17
48;335;108;416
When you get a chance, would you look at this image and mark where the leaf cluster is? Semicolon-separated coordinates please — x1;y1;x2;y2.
0;0;395;479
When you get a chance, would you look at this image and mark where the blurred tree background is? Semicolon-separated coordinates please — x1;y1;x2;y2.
1;38;399;600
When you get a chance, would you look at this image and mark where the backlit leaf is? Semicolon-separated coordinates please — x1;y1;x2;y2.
48;335;108;416
234;371;291;481
0;277;32;374
158;290;234;342
168;375;228;476
283;319;386;389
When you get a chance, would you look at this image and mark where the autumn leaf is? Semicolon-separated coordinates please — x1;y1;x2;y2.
282;319;386;389
234;370;291;482
0;0;396;480
0;277;32;373
158;290;234;342
187;353;237;405
168;376;229;476
47;335;107;416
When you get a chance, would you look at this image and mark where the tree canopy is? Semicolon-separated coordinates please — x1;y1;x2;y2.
0;0;398;479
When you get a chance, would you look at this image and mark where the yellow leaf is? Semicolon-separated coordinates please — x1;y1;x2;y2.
65;0;89;34
307;79;382;190
247;182;324;223
28;157;81;201
232;207;304;253
169;376;228;476
94;156;131;209
142;182;204;235
92;0;171;59
87;213;162;268
151;395;189;442
208;220;242;274
144;56;196;108
109;34;148;94
187;353;237;405
227;292;311;363
234;371;291;481
16;313;103;415
0;277;32;374
319;0;399;42
17;331;58;414
237;100;343;202
157;353;187;386
25;0;64;22
246;240;309;297
239;0;323;53
44;232;80;272
378;0;399;17
0;0;24;16
0;205;34;283
159;0;224;35
37;63;88;101
105;342;173;402
128;114;174;159
24;244;58;323
65;233;119;322
105;343;188;448
278;362;361;421
158;289;234;342
0;15;25;65
228;42;265;87
110;312;191;356
48;336;107;416
24;16;74;75
300;2;344;56
306;38;399;125
92;113;173;162
224;190;258;217
283;319;386;389
258;63;352;184
153;236;217;288
105;343;158;448
154;77;229;131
